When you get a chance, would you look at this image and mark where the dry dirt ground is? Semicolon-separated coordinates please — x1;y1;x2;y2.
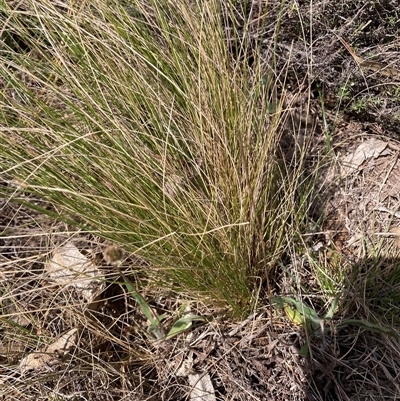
1;0;400;400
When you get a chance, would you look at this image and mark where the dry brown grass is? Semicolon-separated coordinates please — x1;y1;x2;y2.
1;0;400;400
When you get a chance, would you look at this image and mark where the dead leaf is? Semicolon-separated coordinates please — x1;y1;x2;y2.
173;351;215;400
341;139;388;177
19;352;54;374
188;373;216;401
19;328;78;374
45;242;104;304
46;328;78;355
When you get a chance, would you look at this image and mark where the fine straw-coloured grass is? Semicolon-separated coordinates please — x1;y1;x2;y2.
4;1;400;400
0;0;309;316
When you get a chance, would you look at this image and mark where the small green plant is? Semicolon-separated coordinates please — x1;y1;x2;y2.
390;86;400;98
272;295;397;339
337;83;352;101
387;16;399;26
350;98;368;113
120;274;206;340
350;96;383;113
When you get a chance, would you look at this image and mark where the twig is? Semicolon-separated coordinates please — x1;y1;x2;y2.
339;37;400;78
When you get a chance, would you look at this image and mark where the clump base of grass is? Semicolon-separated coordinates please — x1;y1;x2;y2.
0;0;311;315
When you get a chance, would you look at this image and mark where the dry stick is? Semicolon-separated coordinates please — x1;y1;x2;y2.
339;37;400;78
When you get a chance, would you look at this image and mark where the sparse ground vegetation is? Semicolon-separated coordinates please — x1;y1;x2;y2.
1;0;400;400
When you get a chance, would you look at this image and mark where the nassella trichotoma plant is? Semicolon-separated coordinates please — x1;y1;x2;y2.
0;0;308;316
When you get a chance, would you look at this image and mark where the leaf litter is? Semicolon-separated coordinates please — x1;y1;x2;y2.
0;199;310;400
2;0;400;399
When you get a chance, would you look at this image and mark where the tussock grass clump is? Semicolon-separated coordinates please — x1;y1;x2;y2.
0;0;304;315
